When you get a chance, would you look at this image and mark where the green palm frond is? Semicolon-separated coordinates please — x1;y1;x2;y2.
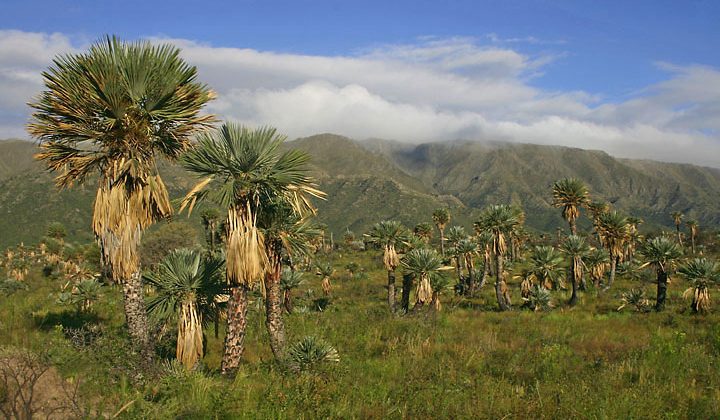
280;268;304;291
639;237;682;271
288;336;340;372
552;178;590;225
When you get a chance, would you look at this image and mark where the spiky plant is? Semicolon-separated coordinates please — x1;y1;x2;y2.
552;178;590;235
617;289;651;312
585;248;610;288
523;284;552;312
639;237;682;311
144;249;224;370
280;268;304;314
287;336;340;373
527;245;565;290
596;211;630;289
57;279;103;313
366;220;407;311
560;235;589;306
315;261;335;296
28;36;216;363
402;248;448;310
678;258;719;314
432;208;451;256
475;205;523;311
180;123;324;374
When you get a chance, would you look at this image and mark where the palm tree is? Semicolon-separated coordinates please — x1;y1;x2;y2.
280;268;304;313
401;248;448;310
367;220;407;311
560;235;589;306
587;201;610;245
671;211;684;246
200;208;222;256
552;178;590;235
596;211;629;289
585;248;610;288
144;249;224;370
445;226;467;285
432;208;450;256
475;205;523;311
413;222;434;244
686;220;699;254
678;258;719;314
476;231;493;289
625;216;644;262
180;123;324;374
455;238;479;295
28;36;216;363
527;245;565;290
315;261;335;296
639;237;682;311
258;199;321;360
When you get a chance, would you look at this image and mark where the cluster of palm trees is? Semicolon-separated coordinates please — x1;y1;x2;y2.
29;36;325;374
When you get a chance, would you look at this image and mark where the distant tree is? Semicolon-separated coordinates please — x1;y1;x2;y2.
596;211;630;289
366;220;407;311
686;220;699;254
671;211;684;246
527;245;565;290
29;36;216;363
455;238;479;295
315;261;335;296
585;248;610;288
200;208;222;255
678;258;719;314
402;248;446;310
639;237;682;311
445;226;467;284
560;235;589;306
552;178;590;235
432;208;450;256
140;221;201;269
413;222;434;244
144;249;224;370
46;222;67;244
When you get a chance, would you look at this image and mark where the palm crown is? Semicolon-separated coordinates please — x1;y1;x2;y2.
552;178;590;234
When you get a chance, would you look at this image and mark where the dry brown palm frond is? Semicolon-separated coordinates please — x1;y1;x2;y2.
416;274;433;305
321;276;332;295
383;245;400;272
225;205;268;287
177;298;204;369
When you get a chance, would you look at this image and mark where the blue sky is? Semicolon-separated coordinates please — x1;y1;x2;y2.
1;0;719;165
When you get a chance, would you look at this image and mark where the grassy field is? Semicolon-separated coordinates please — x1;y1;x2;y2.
1;246;719;419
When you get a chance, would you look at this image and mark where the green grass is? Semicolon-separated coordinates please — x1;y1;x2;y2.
1;247;719;418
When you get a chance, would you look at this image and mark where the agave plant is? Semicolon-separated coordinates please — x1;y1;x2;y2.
617;288;651;312
678;258;719;314
288;336;340;373
523;284;552;312
280;268;304;313
144;249;225;370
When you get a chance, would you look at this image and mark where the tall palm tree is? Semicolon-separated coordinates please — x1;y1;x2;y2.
587;201;610;245
180;123;324;374
28;36;215;363
639;237;682;311
144;249;224;370
585;248;610;288
413;222;434;244
552;178;590;235
686;220;699;254
671;211;684;246
678;258;719;314
475;205;523;311
432;208;450;257
258;199;321;360
527;245;565;290
560;235;589;306
367;220;407;311
596;211;629;289
401;248;448;310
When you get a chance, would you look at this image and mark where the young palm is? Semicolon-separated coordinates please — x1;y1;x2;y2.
671;211;684;246
455;238;479;295
596;211;630;289
258;199;321;360
552;178;590;235
527;246;565;290
560;235;589;306
432;208;451;257
366;220;408;311
280;268;304;314
315;261;335;296
475;205;523;311
686;220;699;254
144;249;225;370
678;258;719;314
639;237;682;311
401;248;449;310
28;36;215;363
585;248;610;288
180;123;324;374
445;226;467;284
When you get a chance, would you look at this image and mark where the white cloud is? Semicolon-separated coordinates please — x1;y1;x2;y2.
1;30;719;167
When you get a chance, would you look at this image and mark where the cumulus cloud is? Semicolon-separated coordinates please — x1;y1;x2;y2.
1;30;719;167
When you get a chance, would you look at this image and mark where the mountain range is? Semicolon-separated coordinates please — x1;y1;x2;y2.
1;135;718;248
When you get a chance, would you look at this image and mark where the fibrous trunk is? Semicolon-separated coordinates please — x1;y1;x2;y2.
221;285;248;375
264;257;287;360
494;254;511;311
607;256;618;288
387;270;396;311
122;272;154;365
401;273;413;313
655;269;668;311
177;298;203;369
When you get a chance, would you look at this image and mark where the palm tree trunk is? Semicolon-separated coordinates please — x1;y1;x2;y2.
466;257;476;296
221;284;248;375
691;235;696;254
479;253;490;288
264;260;287;360
568;262;578;306
122;271;154;365
387;269;396;311
570;220;577;236
676;224;683;246
655;269;668;311
495;254;510;311
439;228;446;257
283;290;294;313
401;273;413;313
607;256;618;289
